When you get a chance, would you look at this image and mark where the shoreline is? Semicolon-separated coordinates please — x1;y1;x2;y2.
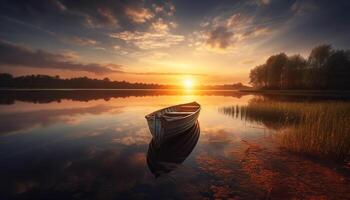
238;89;350;96
1;88;350;98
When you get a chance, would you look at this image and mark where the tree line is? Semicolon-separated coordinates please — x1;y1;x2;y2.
249;44;350;89
0;73;249;89
0;74;170;89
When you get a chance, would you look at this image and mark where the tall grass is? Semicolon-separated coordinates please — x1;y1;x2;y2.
220;101;350;160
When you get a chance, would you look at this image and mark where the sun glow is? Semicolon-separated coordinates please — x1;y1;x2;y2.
183;78;194;89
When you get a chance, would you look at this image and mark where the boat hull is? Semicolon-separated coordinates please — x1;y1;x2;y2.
145;102;200;144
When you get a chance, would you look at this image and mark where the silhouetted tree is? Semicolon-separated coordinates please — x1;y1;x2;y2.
281;55;307;89
250;64;267;88
0;73;13;88
265;53;288;89
308;44;332;68
323;50;350;89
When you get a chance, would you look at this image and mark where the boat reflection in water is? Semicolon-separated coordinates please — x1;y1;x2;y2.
146;121;200;177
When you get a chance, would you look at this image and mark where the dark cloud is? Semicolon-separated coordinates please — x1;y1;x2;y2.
0;40;205;76
0;40;122;74
206;26;233;49
0;0;160;30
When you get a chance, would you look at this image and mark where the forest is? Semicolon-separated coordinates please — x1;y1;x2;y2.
249;45;350;89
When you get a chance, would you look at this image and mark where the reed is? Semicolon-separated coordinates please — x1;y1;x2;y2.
220;101;350;160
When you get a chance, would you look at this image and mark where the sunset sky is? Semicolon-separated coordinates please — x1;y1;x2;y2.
0;0;349;85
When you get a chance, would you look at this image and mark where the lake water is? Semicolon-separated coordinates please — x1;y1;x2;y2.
0;90;349;199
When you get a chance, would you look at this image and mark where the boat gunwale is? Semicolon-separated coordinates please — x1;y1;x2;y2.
145;101;200;122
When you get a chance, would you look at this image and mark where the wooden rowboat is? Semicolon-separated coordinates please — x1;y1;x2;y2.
145;101;200;144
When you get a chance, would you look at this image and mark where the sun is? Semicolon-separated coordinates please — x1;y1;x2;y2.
183;78;194;89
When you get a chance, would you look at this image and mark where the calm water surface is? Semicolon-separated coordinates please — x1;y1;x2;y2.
0;90;349;199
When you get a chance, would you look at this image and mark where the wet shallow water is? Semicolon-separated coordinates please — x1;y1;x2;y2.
0;90;349;199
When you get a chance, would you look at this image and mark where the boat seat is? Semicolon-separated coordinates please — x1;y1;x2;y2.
176;108;197;112
163;112;193;116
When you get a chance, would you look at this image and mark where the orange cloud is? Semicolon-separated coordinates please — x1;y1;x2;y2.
124;6;154;23
151;18;170;33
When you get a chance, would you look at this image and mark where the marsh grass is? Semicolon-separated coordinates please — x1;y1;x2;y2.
220;101;350;160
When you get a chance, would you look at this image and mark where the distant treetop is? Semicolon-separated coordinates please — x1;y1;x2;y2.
249;44;350;90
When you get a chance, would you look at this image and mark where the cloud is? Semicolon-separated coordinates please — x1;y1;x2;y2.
109;19;184;49
59;0;122;27
291;1;317;15
0;0;169;30
206;26;233;49
261;0;271;5
256;0;271;6
113;45;121;50
167;2;176;16
71;36;98;46
152;1;176;16
0;0;181;54
0;40;121;74
151;18;170;32
52;0;67;11
246;0;271;6
153;4;164;13
242;27;270;38
124;6;154;23
110;31;184;49
82;7;119;27
192;13;271;51
96;7;118;25
0;40;204;76
59;50;80;60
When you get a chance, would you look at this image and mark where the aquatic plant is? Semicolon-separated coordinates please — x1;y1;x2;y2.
220;101;350;160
